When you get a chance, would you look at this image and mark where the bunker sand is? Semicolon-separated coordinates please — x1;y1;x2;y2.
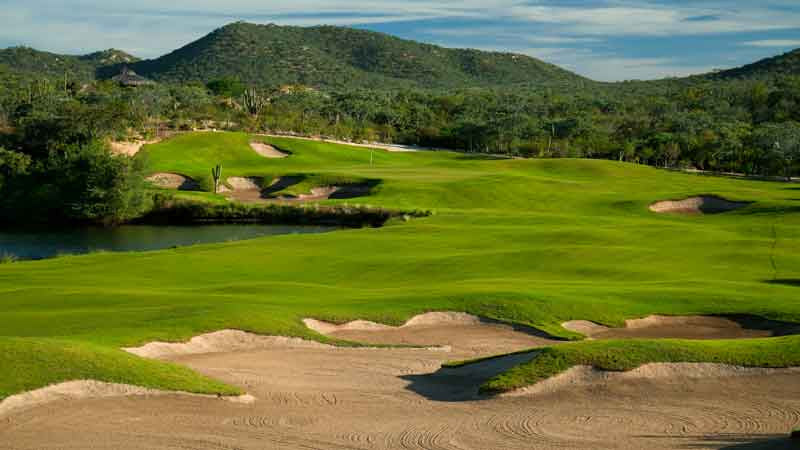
562;315;800;340
649;195;751;214
250;142;288;158
2;316;799;449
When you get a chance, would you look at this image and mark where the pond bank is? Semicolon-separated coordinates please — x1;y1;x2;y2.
137;198;430;228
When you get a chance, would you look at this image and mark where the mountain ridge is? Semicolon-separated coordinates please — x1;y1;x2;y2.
1;22;797;89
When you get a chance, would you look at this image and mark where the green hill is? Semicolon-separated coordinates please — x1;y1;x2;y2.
705;48;800;81
0;47;137;82
1;23;797;89
116;22;588;89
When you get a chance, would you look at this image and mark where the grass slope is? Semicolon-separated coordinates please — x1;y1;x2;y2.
480;336;800;394
1;132;800;399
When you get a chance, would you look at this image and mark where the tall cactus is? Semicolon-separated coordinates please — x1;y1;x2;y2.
241;88;267;116
212;164;222;194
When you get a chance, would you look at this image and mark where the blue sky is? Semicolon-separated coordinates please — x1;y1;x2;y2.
1;0;799;81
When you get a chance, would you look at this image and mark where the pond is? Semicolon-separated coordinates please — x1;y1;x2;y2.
0;224;336;260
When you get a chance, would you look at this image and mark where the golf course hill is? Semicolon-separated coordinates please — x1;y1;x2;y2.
0;131;798;404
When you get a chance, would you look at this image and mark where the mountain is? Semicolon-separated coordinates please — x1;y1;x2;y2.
114;22;587;89
0;47;138;82
705;48;800;81
1;23;797;90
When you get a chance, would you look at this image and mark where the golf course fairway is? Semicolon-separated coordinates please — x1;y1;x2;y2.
1;131;799;400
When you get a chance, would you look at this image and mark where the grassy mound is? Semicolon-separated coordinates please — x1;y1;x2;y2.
1;131;800;399
0;338;239;400
479;336;800;394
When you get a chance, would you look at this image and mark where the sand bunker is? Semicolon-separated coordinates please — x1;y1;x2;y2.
5;324;800;450
226;176;263;191
225;175;374;204
562;315;799;340
305;312;557;351
649;195;750;214
0;380;254;417
109;139;160;156
250;142;288;158
304;312;482;335
507;363;800;397
282;184;372;202
123;330;331;360
146;173;200;191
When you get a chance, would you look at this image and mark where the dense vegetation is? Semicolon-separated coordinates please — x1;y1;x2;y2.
0;97;149;224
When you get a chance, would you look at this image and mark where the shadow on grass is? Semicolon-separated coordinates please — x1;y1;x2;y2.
734;205;800;215
399;351;539;402
765;279;800;288
455;154;513;161
261;175;306;197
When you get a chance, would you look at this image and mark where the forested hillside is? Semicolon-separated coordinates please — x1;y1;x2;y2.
114;22;587;89
706;48;800;81
0;47;137;82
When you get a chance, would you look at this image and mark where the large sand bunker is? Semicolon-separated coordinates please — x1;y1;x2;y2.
305;312;557;351
250;142;288;158
124;329;331;359
649;195;750;214
146;173;200;191
562;315;800;339
3;319;799;450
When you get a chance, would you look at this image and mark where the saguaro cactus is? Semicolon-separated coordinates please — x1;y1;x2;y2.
241;88;267;116
212;164;222;194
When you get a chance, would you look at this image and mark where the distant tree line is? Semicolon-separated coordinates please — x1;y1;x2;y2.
1;70;799;224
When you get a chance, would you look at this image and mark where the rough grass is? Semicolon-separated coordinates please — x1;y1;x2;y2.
1;131;799;399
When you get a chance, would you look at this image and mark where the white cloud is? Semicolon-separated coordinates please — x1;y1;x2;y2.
742;39;800;48
508;3;800;36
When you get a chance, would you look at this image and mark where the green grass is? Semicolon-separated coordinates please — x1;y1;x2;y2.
2;131;800;400
0;338;240;400
479;336;800;394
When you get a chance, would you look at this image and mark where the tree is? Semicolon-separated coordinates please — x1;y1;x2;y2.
207;78;245;98
753;122;800;180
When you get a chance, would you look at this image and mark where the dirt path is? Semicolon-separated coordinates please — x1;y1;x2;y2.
2;317;798;449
